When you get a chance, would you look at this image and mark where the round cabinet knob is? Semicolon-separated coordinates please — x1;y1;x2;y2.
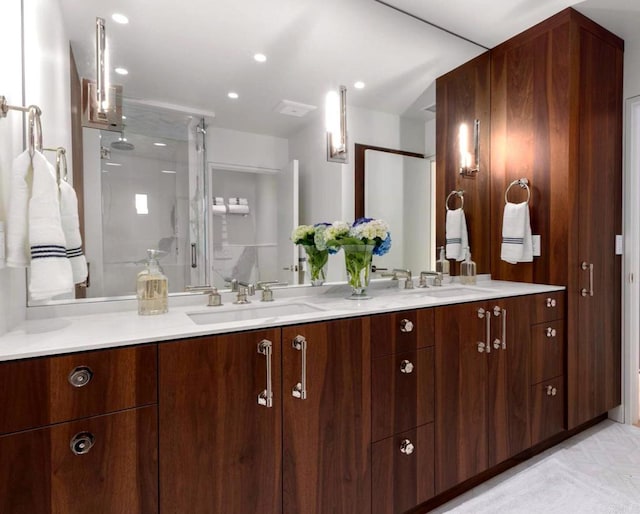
400;360;414;374
546;298;557;308
545;385;558;397
400;319;414;333
400;438;415;455
70;432;95;455
546;327;557;338
68;366;93;388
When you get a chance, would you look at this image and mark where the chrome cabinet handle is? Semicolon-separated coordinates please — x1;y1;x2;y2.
257;340;273;408
70;432;95;455
400;359;414;374
546;297;557;308
546;327;557;338
491;306;506;350
477;308;491;354
581;262;594;297
68;366;93;388
399;439;415;455
291;335;307;400
545;385;557;397
400;319;414;333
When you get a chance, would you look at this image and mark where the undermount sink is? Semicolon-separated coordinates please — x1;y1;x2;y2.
415;286;495;298
188;302;325;325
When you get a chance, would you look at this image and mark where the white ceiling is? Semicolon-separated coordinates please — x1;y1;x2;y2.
58;0;635;139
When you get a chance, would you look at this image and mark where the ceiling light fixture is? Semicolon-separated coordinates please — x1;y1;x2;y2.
354;81;365;89
114;67;128;75
161;170;177;174
153;142;167;147
325;85;348;163
105;162;122;166
254;53;267;63
228;92;239;99
111;13;129;24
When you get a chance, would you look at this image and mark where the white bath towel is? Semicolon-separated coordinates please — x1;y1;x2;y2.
212;197;227;215
28;151;73;300
501;201;533;264
59;180;88;284
445;208;468;261
6;150;32;268
228;197;250;215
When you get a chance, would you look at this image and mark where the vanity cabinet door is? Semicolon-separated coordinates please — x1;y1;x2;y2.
158;330;282;514
282;318;371;514
0;406;157;514
435;301;489;493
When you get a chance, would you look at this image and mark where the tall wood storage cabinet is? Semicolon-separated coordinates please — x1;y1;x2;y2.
489;9;623;429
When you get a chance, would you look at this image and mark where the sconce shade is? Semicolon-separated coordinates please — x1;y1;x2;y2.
326;85;348;163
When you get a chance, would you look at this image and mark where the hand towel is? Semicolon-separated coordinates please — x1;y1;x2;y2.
212;197;227;215
59;180;88;284
445;208;468;261
6;150;32;268
28;151;73;300
501;201;533;264
228;197;250;215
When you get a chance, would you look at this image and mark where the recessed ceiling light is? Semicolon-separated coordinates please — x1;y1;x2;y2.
105;162;122;166
354;81;365;89
102;169;109;173
115;67;128;75
121;115;127;120
161;170;177;174
111;13;129;24
153;142;167;147
228;92;239;99
254;53;267;63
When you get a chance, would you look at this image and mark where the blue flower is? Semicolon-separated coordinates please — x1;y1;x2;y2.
373;234;392;256
353;217;373;227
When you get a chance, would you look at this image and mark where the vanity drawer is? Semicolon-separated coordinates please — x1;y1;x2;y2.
372;348;434;442
0;345;157;434
372;423;435;514
370;308;434;358
530;376;565;446
530;321;564;384
531;291;565;323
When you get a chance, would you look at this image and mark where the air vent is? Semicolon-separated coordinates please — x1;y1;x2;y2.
274;100;317;118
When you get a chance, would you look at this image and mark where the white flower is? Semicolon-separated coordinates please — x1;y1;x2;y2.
291;224;315;244
350;219;389;241
325;221;350;241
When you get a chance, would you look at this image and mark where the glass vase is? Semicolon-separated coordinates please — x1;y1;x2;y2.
302;245;329;286
342;244;374;300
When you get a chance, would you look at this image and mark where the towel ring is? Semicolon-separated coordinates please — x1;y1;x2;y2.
446;190;464;211
43;147;68;184
504;178;530;204
27;105;43;157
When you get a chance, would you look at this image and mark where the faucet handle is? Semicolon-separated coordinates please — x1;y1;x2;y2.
207;288;222;307
257;280;279;290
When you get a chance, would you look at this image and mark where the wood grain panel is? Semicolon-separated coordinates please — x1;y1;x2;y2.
436;51;491;275
372;423;435;514
531;376;565;446
530;320;564;385
435;302;488;493
372;348;434;442
370;308;434;358
0;345;157;435
530;291;565;323
282;319;371;514
159;330;282;514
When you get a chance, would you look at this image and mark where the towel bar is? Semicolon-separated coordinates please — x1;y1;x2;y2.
1;95;43;157
505;178;530;204
446;190;464;211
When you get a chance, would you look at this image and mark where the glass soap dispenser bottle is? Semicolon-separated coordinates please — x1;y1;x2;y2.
459;247;477;285
137;249;168;315
435;246;450;281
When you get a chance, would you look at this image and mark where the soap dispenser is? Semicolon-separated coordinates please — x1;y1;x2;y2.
459;247;477;285
137;249;168;315
435;246;450;280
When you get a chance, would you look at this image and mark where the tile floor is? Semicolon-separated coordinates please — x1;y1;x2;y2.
433;420;640;513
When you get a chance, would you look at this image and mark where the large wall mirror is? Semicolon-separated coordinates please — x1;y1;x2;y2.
25;0;486;304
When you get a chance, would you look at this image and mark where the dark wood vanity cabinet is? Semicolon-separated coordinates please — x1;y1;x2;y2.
0;346;158;514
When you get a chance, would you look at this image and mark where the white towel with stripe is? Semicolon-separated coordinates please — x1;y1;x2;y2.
28;151;73;300
501;201;533;264
445;208;468;261
5;150;31;268
59;180;88;284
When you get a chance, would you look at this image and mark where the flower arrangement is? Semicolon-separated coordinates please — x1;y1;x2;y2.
291;223;332;285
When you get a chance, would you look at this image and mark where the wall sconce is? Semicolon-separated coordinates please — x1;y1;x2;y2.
81;17;123;132
326;85;348;163
459;119;480;176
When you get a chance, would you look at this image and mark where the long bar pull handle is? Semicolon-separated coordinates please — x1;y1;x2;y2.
477;308;491;354
257;340;273;408
501;308;507;349
191;243;197;268
580;262;594;297
292;335;307;400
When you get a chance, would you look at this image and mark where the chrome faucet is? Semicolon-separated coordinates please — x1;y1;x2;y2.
257;280;287;302
418;271;443;288
233;281;255;304
392;268;414;289
185;285;223;306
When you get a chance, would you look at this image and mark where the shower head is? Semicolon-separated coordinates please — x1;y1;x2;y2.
111;127;135;151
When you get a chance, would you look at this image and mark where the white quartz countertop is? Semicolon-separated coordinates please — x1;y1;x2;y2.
0;278;564;362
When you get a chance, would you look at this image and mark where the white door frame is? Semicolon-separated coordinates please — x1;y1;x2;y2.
620;95;640;425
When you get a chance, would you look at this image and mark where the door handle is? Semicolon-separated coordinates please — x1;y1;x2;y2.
257;340;273;408
492;306;507;350
477;308;491;354
580;261;594;297
291;335;307;400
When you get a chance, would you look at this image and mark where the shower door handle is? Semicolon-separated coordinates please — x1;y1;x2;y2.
191;243;197;268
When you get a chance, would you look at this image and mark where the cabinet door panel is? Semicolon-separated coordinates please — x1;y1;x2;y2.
531;376;565;445
283;319;371;514
159;330;282;514
531;320;564;384
370;309;434;358
435;302;488;493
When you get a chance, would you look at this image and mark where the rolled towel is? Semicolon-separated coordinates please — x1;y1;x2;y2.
501;201;533;264
28;151;73;300
445;208;468;261
228;197;249;214
6;150;31;268
59;180;88;284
